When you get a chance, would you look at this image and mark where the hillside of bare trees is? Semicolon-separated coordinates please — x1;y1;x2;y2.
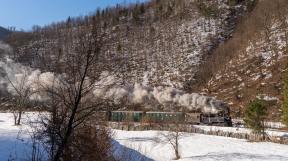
5;0;250;89
203;0;288;120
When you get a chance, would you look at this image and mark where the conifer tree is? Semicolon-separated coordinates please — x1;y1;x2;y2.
282;69;288;127
244;99;267;139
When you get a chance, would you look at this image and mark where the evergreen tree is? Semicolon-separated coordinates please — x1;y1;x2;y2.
282;69;288;127
244;99;267;138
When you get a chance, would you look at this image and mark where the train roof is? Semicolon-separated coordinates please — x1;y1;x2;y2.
146;111;183;114
111;111;144;113
110;111;185;114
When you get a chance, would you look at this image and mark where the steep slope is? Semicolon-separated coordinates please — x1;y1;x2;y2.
203;0;288;120
10;0;249;89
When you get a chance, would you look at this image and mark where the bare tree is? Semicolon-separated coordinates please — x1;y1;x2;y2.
35;18;119;161
154;122;185;160
7;71;35;125
50;36;100;161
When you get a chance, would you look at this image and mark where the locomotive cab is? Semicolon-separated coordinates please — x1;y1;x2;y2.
200;113;232;126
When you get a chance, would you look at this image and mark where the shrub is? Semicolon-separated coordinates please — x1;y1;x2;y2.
63;125;114;161
244;99;267;138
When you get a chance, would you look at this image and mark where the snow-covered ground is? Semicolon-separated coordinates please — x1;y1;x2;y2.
0;112;39;161
1;112;288;161
114;130;288;161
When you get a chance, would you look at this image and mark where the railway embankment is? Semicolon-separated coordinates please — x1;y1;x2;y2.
108;122;288;145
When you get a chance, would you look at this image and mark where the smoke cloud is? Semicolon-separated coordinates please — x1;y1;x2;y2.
0;42;59;100
93;74;229;114
0;42;228;114
0;57;59;100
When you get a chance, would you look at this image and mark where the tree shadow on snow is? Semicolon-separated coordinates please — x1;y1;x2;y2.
117;133;192;143
0;136;31;161
117;136;158;143
113;140;155;161
184;152;288;161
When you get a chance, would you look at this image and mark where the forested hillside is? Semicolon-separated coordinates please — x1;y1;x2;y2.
6;0;250;88
203;0;288;119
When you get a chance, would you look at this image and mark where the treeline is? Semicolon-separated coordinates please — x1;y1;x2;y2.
6;0;247;49
18;0;190;36
28;0;248;36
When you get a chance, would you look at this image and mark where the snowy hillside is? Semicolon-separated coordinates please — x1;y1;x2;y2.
203;0;288;119
10;0;248;89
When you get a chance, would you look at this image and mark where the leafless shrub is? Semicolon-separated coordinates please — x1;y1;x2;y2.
6;71;35;125
154;122;185;160
62;125;114;161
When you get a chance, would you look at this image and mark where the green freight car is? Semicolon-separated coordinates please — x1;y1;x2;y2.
110;111;144;122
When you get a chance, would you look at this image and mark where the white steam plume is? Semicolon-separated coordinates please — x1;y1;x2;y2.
0;56;59;101
93;73;229;114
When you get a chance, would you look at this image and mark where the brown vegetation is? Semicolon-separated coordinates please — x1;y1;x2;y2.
198;0;288;119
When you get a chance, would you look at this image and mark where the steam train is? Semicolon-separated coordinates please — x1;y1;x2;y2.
98;110;232;127
96;95;233;126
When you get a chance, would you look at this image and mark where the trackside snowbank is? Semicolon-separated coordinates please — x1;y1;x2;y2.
195;125;288;138
113;130;288;161
233;119;286;129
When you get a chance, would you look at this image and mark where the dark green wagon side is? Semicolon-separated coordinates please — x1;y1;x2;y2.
110;111;143;122
146;112;185;123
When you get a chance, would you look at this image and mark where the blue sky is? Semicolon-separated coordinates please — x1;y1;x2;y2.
0;0;146;31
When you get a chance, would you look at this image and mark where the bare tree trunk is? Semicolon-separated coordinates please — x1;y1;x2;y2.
53;63;88;161
53;120;73;161
261;121;265;141
17;110;22;125
175;132;180;160
13;113;17;125
156;123;183;160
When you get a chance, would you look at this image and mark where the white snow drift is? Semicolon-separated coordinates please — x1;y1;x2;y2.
114;130;288;161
